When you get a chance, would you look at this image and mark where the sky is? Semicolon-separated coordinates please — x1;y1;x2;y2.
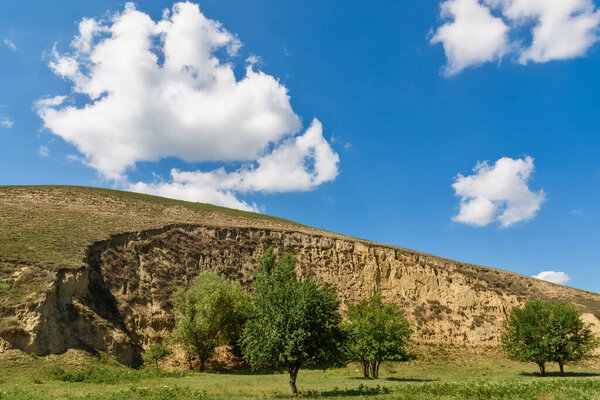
0;0;599;291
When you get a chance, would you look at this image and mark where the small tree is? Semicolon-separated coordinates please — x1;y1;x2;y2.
345;293;412;379
502;300;554;375
547;303;597;374
171;272;246;370
502;300;597;375
241;248;345;394
143;344;172;373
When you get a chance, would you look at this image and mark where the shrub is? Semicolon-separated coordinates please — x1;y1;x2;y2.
171;272;246;370
46;366;187;384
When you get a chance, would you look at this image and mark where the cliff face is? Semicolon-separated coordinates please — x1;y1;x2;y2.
2;224;600;365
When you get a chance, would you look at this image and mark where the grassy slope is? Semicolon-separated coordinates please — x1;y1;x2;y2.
0;185;305;268
1;349;600;399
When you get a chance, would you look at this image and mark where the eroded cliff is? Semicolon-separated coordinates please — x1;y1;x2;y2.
2;223;599;365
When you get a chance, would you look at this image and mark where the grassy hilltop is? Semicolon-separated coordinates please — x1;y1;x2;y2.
0;185;306;268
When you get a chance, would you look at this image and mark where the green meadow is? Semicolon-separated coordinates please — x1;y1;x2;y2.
1;349;599;400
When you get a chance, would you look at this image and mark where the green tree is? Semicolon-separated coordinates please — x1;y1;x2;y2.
502;300;554;375
171;272;246;370
345;293;412;379
241;248;345;394
546;303;597;374
142;344;172;373
502;300;597;375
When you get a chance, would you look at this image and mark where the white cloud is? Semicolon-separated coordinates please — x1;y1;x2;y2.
452;156;546;227
245;54;262;66
38;145;50;157
430;0;510;75
35;96;67;108
495;0;600;63
0;118;13;128
3;38;16;51
129;119;339;211
36;2;339;210
532;270;571;285
431;0;600;74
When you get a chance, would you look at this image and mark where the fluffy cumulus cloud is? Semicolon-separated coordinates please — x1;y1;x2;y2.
532;270;571;285
431;0;600;74
452;156;545;227
36;2;339;211
130;119;339;211
430;0;509;75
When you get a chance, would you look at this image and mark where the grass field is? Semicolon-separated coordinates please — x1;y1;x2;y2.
1;349;599;399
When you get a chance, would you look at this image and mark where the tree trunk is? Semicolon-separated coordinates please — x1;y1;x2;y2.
187;353;193;370
198;356;206;371
155;359;159;374
370;361;380;379
559;362;564;375
362;361;370;379
538;362;546;376
288;365;300;394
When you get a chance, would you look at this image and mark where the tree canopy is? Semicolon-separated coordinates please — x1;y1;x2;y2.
142;344;172;373
241;248;345;394
502;300;597;375
345;292;412;379
171;271;246;370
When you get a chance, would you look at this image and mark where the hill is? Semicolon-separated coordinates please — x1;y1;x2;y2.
1;185;599;365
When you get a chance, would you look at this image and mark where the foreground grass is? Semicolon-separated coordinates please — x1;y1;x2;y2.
1;350;599;399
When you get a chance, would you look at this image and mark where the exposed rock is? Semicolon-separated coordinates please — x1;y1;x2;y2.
2;224;600;365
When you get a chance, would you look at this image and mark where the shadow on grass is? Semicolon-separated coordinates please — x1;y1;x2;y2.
386;377;437;382
296;384;393;398
347;377;435;383
205;367;282;375
520;371;600;378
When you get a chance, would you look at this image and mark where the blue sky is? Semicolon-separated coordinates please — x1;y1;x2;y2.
0;1;599;291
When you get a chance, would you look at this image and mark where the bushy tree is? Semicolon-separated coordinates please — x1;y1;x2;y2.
171;272;246;370
502;300;552;375
547;303;597;373
241;248;345;394
143;344;172;373
344;293;412;379
502;300;597;375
